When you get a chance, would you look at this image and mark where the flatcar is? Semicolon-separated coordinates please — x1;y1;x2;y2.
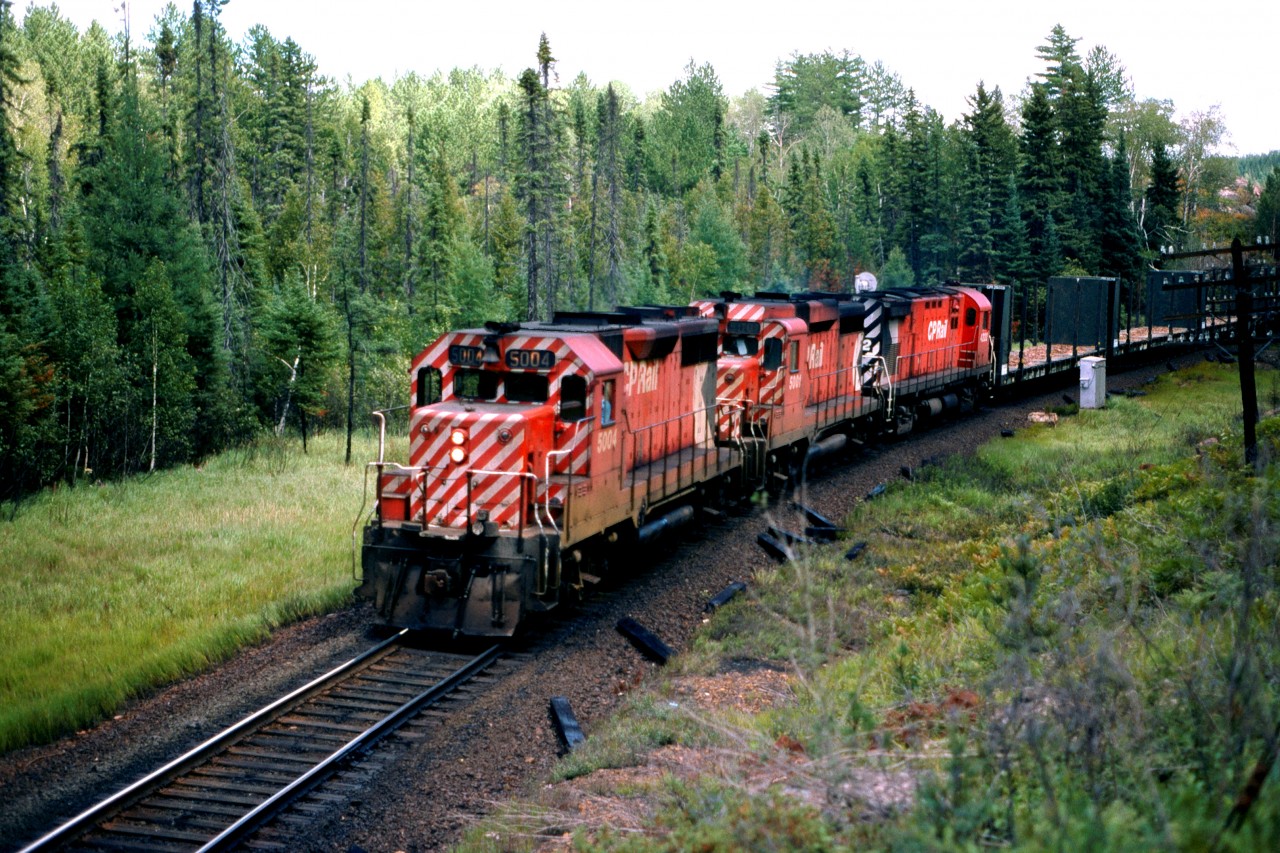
358;285;996;637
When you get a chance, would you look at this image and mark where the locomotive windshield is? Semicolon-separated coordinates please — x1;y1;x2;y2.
723;335;758;357
453;368;548;403
504;372;549;402
455;369;499;400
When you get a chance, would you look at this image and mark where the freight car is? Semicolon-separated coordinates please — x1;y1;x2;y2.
357;285;995;637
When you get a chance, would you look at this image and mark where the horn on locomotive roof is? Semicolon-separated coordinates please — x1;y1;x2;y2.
484;320;522;335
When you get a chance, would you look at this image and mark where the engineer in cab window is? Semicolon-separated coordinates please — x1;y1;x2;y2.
601;379;615;425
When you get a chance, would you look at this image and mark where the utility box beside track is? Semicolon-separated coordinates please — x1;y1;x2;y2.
1079;356;1106;409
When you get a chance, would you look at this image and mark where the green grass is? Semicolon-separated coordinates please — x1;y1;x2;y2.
0;429;396;754
457;361;1280;852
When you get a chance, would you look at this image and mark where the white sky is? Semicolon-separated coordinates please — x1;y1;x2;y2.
30;0;1280;155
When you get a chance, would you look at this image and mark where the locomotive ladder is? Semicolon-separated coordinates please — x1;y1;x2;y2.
19;637;502;853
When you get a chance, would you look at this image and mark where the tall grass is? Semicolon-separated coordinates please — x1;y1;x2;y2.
0;430;396;754
457;362;1280;851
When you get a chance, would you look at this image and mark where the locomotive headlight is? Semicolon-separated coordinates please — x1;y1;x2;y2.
450;428;467;445
449;446;467;464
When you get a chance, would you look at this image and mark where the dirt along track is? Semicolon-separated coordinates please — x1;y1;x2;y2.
0;354;1202;852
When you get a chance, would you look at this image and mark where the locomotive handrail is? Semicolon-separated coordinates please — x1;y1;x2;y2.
894;340;962;376
355;462;431;578
353;406;417;580
460;468;542;548
626;403;727;513
370;405;411;465
859;355;893;418
804;364;860;425
373;410;387;465
714;397;745;442
543;446;575;538
460;466;551;594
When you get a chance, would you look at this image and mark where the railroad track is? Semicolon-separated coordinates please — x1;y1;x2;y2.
20;634;502;853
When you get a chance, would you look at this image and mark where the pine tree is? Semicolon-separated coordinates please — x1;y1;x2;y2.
601;85;623;310
153;19;179;180
1056;61;1108;271
417;140;467;330
1035;24;1081;100
536;34;560;318
957;83;1019;281
75;45;218;471
0;0;30;322
792;151;838;289
512;36;565;321
515;69;544;320
1144;141;1181;251
854;152;884;268
1098;138;1143;295
642;198;667;297
489;186;525;317
746;183;787;287
647;61;727;195
990;174;1031;285
1255;167;1280;245
770;50;864;136
686;182;748;297
894;94;935;284
35;263;122;485
0;0;56;491
1018;83;1063;284
259;271;338;450
133;260;196;470
955;133;993;282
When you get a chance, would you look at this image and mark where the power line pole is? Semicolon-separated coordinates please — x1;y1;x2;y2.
1231;238;1259;468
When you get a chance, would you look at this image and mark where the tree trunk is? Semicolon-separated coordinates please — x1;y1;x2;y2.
149;343;158;473
344;289;356;466
586;169;599;310
274;354;299;435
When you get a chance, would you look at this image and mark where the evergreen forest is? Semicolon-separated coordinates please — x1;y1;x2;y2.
2;3;1278;499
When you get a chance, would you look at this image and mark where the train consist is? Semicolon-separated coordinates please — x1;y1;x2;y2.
357;285;997;636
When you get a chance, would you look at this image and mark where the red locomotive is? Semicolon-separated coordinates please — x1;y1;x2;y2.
358;286;994;637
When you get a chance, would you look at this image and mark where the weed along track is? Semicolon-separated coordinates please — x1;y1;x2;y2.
19;636;503;853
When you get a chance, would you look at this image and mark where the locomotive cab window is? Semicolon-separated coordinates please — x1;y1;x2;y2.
505;372;549;403
762;338;783;370
724;335;758;357
559;375;586;420
600;379;616;425
416;367;442;407
455;369;499;400
982;311;990;330
965;307;977;327
789;340;800;373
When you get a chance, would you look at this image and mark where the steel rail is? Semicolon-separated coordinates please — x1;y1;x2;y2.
18;630;410;853
197;643;502;852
